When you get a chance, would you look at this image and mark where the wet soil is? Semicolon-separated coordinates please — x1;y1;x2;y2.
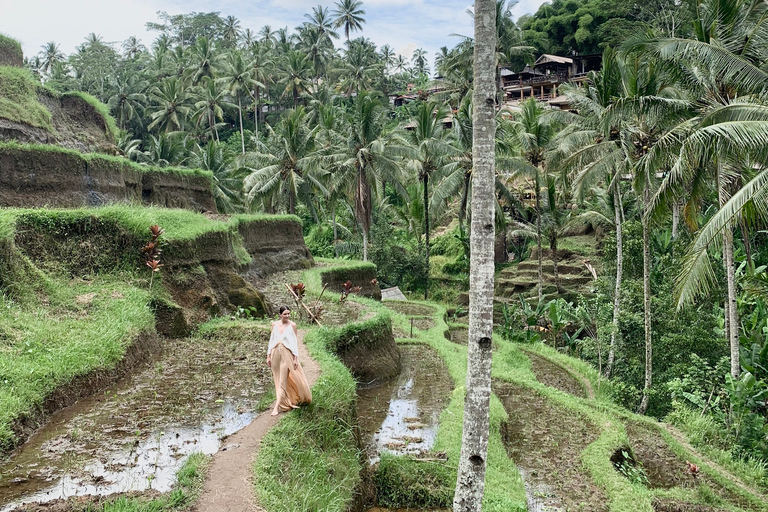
444;327;468;346
410;317;435;331
625;422;688;489
526;352;587;398
0;328;272;511
382;302;436;317
494;381;608;512
356;345;454;462
652;498;729;512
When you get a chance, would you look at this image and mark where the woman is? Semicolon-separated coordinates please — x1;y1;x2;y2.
266;305;312;416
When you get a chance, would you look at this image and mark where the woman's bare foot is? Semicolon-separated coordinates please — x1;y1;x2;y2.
290;404;300;409
270;409;279;416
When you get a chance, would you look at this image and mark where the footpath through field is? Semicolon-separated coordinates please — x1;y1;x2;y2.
194;330;320;512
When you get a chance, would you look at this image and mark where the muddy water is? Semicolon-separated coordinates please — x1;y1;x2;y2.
495;381;608;512
356;345;453;463
0;330;271;511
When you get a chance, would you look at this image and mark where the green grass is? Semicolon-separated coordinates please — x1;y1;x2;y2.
0;34;23;64
0;274;154;451
0;66;53;130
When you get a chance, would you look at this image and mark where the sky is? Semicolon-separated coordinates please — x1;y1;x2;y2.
0;0;548;69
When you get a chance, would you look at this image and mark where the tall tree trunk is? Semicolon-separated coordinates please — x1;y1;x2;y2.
551;234;559;293
536;180;543;303
254;88;260;137
238;95;245;155
672;199;680;239
362;229;368;262
424;173;430;300
453;0;496;510
333;205;339;258
459;172;471;230
288;187;295;215
607;184;623;378
718;168;740;379
638;185;652;415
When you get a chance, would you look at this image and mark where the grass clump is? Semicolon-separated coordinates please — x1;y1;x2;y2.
0;275;154;451
0;66;52;130
375;453;454;508
0;34;23;66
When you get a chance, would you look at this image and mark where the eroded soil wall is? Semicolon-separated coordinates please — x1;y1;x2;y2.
0;146;216;212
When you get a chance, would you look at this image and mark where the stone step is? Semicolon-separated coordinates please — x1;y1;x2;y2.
516;261;587;275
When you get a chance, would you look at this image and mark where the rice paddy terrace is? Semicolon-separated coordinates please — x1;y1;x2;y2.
1;40;767;512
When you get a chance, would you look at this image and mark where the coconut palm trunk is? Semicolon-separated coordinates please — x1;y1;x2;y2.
672;199;680;239
607;184;623;378
718;166;740;379
424;173;430;300
333;208;338;258
253;88;260;137
238;95;245;154
453;0;495;509
536;181;543;303
639;185;652;415
550;233;559;293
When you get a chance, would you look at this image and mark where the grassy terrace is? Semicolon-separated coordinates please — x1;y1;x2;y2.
0;206;300;452
250;260;768;512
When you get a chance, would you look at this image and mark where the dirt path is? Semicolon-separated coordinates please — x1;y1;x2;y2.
663;424;768;505
194;330;320;512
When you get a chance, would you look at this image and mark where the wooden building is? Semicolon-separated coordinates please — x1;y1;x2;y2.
501;53;602;106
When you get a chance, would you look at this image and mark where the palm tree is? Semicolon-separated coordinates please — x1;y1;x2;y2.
636;0;768;381
336;42;380;96
223;15;242;47
144;132;191;167
239;107;325;216
602;54;693;414
221;51;256;154
338;91;413;260
506;98;557;303
412;48;429;77
187;36;222;85
379;44;396;72
407;101;456;299
249;41;273;137
454;0;496;508
190;140;246;213
39;41;64;75
278;51;313;109
122;36;146;59
192;76;235;141
147;77;193;134
332;0;366;43
553;48;627;377
107;75;148;131
304;5;340;42
393;54;408;74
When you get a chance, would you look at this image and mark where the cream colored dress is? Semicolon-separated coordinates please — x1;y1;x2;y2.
268;322;312;411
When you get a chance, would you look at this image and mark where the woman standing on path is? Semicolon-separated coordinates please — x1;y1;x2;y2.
267;306;312;416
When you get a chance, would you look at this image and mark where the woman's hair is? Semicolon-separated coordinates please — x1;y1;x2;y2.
278;305;291;314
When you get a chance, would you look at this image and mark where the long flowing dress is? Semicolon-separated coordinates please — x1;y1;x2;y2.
268;322;312;412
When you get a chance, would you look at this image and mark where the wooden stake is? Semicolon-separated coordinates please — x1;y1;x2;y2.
284;283;322;327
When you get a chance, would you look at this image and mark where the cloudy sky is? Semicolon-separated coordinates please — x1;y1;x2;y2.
0;0;547;69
